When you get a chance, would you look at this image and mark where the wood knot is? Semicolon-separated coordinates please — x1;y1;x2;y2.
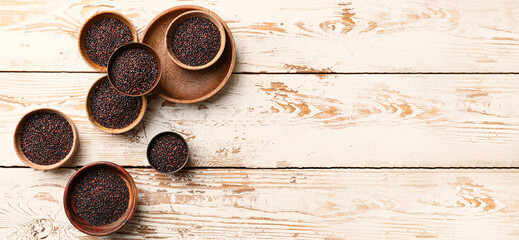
28;218;53;239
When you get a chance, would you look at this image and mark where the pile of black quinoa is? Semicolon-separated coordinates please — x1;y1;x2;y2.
148;132;188;172
84;17;133;67
171;16;221;66
72;168;129;226
109;48;158;95
90;79;143;129
20;112;73;165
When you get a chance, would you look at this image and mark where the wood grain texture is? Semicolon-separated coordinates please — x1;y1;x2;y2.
1;0;519;72
2;73;519;167
2;168;519;239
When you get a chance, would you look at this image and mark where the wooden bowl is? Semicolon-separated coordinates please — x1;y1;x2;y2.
107;42;163;97
13;108;79;170
78;11;138;72
142;5;236;103
63;161;138;236
86;76;147;134
165;10;226;70
146;131;189;174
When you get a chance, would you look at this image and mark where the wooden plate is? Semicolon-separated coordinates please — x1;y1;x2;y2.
13;108;79;170
63;161;138;236
78;11;139;72
142;5;236;104
85;76;147;134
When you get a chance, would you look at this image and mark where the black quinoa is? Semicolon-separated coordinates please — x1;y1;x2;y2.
171;16;221;66
109;48;158;95
84;17;133;67
20;112;73;165
90;79;143;129
72;168;129;226
148;133;188;172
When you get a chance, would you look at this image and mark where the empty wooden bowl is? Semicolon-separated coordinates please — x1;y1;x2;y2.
146;131;189;174
78;11;138;72
107;42;162;96
86;75;147;134
13;108;79;170
63;161;138;236
165;10;226;70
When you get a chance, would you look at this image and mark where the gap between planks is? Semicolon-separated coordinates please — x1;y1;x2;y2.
4;166;519;170
4;71;519;74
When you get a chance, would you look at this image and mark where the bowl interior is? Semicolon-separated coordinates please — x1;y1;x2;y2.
86;76;147;134
64;162;138;236
146;131;189;174
13;108;79;170
78;11;138;72
107;42;162;97
165;10;227;70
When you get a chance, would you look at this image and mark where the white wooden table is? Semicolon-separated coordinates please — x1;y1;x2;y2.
2;0;519;239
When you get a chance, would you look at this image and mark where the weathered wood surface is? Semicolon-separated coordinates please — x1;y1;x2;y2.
1;0;519;73
2;168;519;239
2;0;519;239
2;73;519;167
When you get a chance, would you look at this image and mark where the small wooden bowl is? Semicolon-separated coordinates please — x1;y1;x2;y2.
86;76;147;134
165;10;226;70
13;108;79;170
146;131;189;174
63;161;138;236
78;11;138;72
107;42;162;97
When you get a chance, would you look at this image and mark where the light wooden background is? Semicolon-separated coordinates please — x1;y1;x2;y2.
1;0;519;239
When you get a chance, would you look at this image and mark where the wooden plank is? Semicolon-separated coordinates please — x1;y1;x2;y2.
1;0;519;72
2;73;519;167
1;168;519;239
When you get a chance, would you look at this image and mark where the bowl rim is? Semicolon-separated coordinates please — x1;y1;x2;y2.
146;131;189;174
164;10;227;71
13;108;79;170
85;75;147;134
78;11;139;72
107;42;163;97
63;161;138;236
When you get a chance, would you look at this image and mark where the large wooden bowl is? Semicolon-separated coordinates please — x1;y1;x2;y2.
63;161;138;236
107;42;162;97
13;108;79;170
78;11;138;72
85;76;147;134
165;10;226;70
142;5;236;104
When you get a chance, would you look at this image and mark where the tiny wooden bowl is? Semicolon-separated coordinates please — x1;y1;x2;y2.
165;10;226;70
86;75;147;134
78;11;138;72
64;161;138;236
13;108;79;170
107;42;162;97
146;131;189;174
